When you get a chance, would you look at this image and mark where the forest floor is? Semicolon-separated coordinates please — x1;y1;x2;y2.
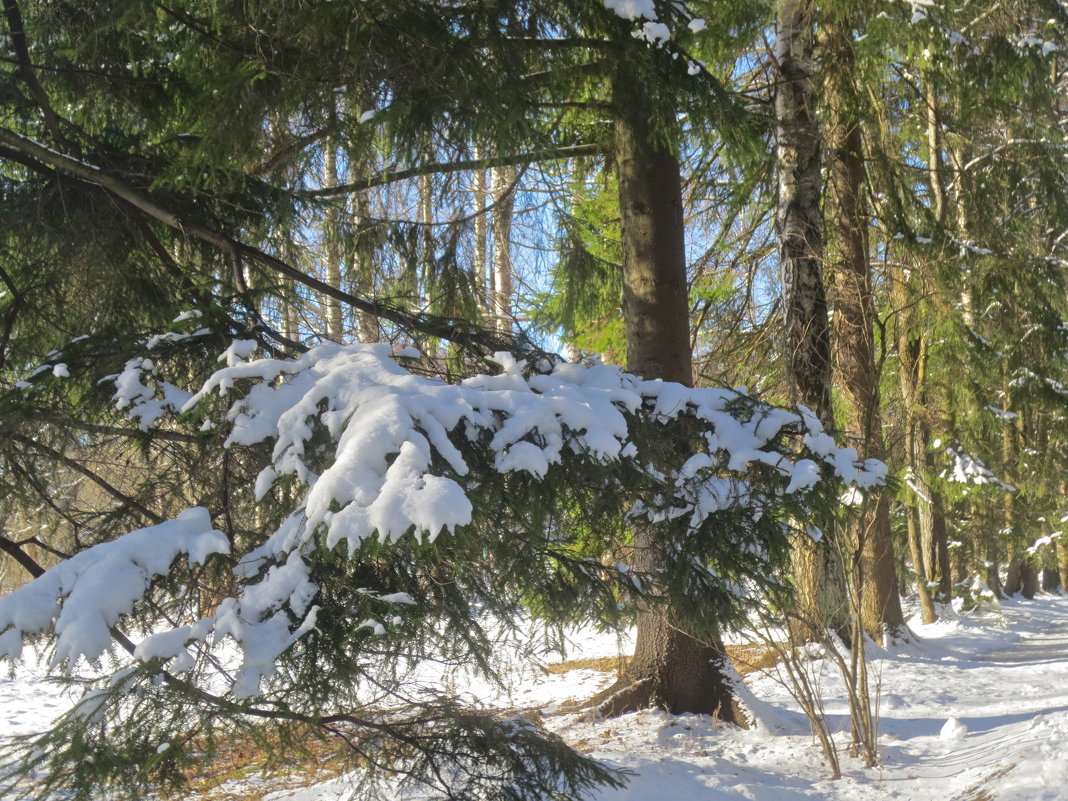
3;596;1068;801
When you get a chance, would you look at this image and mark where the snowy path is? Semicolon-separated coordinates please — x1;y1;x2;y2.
4;598;1068;800
541;597;1068;801
977;608;1068;664
255;598;1068;801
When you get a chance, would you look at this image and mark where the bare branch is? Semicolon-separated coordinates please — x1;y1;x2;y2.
300;142;605;199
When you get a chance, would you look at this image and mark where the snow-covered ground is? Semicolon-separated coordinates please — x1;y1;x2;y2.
4;597;1068;800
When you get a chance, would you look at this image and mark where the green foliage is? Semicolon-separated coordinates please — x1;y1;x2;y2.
535;174;626;360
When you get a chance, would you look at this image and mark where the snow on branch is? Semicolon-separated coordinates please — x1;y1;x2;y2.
0;508;228;665
942;445;1016;492
1;341;886;701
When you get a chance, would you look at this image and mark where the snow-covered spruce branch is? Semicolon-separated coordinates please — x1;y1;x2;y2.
2;340;887;687
0;340;886;798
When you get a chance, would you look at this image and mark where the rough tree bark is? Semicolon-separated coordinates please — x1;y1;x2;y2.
349;93;379;345
593;59;745;724
822;17;905;641
775;0;848;638
892;271;943;624
776;0;833;427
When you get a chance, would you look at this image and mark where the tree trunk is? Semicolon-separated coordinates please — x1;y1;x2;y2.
1004;543;1022;597
775;0;833;427
822;19;904;641
1041;551;1060;592
906;503;937;624
1057;536;1068;591
1021;559;1039;599
323;136;344;341
348;93;378;344
352;184;378;344
774;0;850;641
976;520;1003;598
472;152;489;318
594;60;744;724
490;164;516;337
893;270;950;616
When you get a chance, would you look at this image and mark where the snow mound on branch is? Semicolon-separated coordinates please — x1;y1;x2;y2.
48;340;886;701
0;508;228;665
184;343;884;561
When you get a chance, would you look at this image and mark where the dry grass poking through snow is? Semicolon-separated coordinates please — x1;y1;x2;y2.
542;644;777;678
172;728;348;801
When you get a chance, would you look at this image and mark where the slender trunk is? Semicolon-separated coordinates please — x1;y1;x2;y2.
323;137;344;340
906;505;937;624
411;167;433;352
822;20;904;641
594;60;743;723
893;270;937;621
352;185;378;344
775;0;849;640
1000;364;1021;595
923;73;946;226
1057;536;1068;592
951;539;968;589
472;151;489;318
776;0;833;426
490;164;516;337
895;268;952;608
347;93;378;344
282;288;300;344
976;512;1003;597
1004;542;1022;597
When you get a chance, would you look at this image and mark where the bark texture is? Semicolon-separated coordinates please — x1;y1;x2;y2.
594;61;744;724
775;0;848;638
490;164;516;336
323;136;344;340
775;0;832;426
472;151;489;317
822;18;905;640
892;270;949;623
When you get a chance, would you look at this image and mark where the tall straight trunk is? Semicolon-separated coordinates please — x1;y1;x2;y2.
1057;535;1068;592
419;170;433;305
1000;364;1021;595
892;269;950;619
283;284;300;344
490;164;516;336
923;73;947;227
975;505;1003;597
776;0;833;427
323;137;344;341
822;20;905;641
775;0;848;638
352;184;378;344
594;61;743;724
896;298;935;623
348;93;378;344
412;167;433;353
905;506;938;624
472;152;489;318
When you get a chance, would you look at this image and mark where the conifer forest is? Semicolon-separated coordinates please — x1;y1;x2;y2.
1;2;1067;800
